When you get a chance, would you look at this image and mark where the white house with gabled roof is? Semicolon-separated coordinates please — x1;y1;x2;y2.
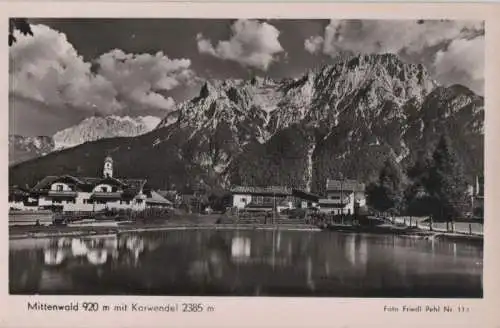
31;156;150;212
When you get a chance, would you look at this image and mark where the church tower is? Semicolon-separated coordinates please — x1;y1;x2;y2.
103;156;113;178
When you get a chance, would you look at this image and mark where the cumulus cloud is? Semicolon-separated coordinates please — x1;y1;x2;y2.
314;20;483;56
434;35;484;94
304;35;324;54
95;49;194;111
9;24;121;113
196;19;284;71
304;19;485;94
9;24;196;115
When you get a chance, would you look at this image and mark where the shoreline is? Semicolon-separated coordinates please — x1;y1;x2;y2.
9;222;483;243
8;223;321;240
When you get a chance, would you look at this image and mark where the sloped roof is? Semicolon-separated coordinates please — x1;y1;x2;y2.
118;179;147;192
156;189;177;198
292;189;320;201
326;179;365;192
146;191;172;205
9;186;29;197
98;176;128;186
31;175;146;195
32;176;59;190
230;186;292;196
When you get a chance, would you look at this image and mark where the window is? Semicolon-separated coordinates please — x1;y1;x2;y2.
136;199;143;204
102;187;108;192
56;185;63;191
68;199;76;204
53;199;62;204
241;198;247;203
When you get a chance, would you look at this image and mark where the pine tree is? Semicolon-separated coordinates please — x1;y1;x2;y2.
407;150;433;183
403;150;435;215
426;134;469;221
367;157;404;213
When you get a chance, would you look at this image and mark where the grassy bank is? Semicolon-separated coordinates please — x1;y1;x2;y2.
8;212;483;244
9;216;320;239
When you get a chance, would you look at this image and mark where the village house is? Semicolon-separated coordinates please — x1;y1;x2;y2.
27;156;171;212
318;178;366;215
230;186;319;213
8;186;38;211
145;190;173;209
157;189;182;205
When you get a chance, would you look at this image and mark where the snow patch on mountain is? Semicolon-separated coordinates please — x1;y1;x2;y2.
53;115;161;149
9;135;55;165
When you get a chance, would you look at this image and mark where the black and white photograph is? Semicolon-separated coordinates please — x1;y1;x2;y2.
8;17;484;298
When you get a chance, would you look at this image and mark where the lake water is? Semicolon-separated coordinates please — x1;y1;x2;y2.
9;229;483;297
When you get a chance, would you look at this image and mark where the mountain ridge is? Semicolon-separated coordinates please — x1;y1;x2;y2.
9;115;161;164
9;54;484;194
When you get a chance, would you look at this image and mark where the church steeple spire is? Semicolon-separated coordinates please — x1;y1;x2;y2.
103;156;113;178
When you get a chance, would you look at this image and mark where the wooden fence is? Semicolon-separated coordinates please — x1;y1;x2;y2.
390;216;484;235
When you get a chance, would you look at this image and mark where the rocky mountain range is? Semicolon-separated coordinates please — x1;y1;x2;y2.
8;135;54;165
9;54;484;194
9;115;161;165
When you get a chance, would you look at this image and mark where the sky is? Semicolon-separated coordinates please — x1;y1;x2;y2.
8;18;485;136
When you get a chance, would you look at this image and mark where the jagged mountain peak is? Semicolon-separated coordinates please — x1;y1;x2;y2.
267;53;438;133
313;53;436;90
53;115;161;150
161;53;438;132
419;84;484;134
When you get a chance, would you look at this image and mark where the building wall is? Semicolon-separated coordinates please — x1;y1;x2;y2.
39;190;146;212
277;204;292;213
324;190;366;214
327;191;353;200
51;182;74;191
233;194;253;209
93;184;120;193
232;194;295;212
295;199;316;209
354;191;366;207
319;207;352;215
9;201;39;211
39;195;53;207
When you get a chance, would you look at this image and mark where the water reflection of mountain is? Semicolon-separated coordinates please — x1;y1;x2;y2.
9;230;483;296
